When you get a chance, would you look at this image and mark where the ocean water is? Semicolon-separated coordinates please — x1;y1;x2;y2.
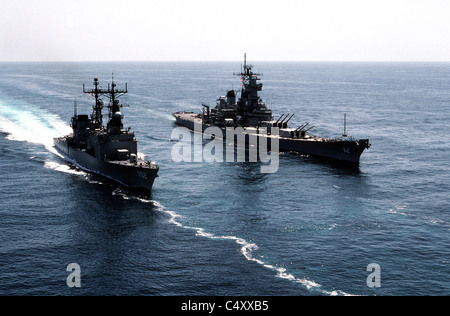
0;62;449;296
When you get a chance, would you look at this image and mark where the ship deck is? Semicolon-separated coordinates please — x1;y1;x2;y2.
107;159;158;170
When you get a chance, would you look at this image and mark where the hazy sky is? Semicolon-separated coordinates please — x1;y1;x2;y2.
1;0;450;61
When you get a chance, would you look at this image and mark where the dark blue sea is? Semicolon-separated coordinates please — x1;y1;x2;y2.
0;62;449;296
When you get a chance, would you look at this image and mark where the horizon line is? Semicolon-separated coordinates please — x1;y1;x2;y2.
1;60;450;63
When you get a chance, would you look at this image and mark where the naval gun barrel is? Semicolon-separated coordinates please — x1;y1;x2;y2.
274;114;285;123
285;113;295;123
296;123;309;131
279;113;290;124
297;125;314;137
273;113;286;126
277;113;291;128
282;113;295;127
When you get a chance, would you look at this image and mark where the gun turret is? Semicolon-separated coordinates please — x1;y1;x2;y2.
277;113;291;128
273;113;286;127
294;123;312;137
299;125;314;137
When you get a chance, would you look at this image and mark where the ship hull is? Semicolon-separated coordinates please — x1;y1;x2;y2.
54;137;158;195
278;137;368;164
173;112;369;165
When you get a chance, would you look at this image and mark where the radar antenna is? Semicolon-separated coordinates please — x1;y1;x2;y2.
82;77;128;128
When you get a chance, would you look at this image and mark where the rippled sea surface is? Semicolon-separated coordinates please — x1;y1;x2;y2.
0;62;449;295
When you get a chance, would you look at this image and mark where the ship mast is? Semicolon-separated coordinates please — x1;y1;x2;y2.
234;53;263;115
82;77;103;128
83;76;128;132
236;53;262;84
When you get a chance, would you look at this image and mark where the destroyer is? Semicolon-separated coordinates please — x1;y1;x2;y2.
54;77;158;195
173;55;370;165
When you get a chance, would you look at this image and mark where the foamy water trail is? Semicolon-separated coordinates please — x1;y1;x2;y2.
43;161;88;176
147;199;354;296
147;108;176;121
388;203;450;229
0;100;71;153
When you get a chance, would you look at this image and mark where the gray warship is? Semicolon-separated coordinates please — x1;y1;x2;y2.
54;77;159;195
173;55;370;165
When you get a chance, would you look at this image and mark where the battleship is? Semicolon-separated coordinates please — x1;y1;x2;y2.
173;55;370;165
54;77;159;195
